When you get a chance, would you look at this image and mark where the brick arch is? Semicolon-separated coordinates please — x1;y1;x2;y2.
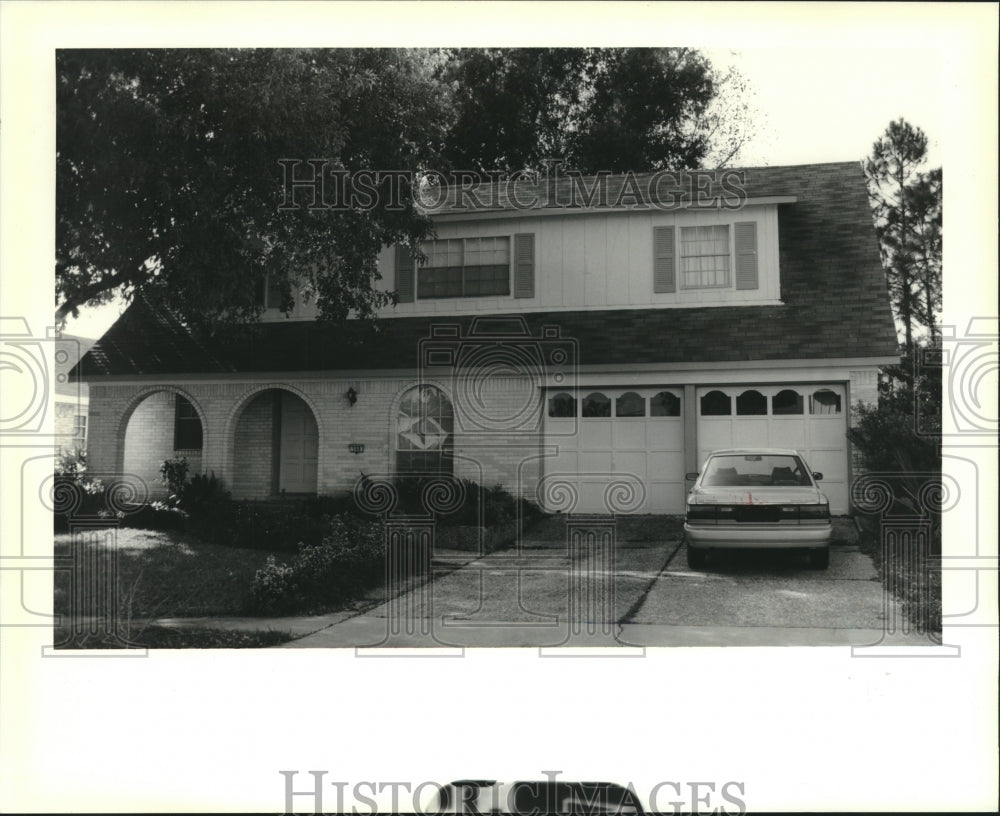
222;383;325;496
114;385;209;496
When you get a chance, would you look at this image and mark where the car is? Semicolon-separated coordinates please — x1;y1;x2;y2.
435;780;644;814
683;448;832;570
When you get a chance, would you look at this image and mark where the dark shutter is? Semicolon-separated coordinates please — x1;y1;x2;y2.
653;226;676;293
513;233;535;299
734;222;758;290
394;244;414;303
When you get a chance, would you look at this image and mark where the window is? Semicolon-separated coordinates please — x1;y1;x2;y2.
680;225;730;289
810;389;842;414
736;390;767;416
174;395;203;450
650;391;681;417
72;414;87;450
615;392;645;417
255;274;284;309
417;237;510;299
700;390;732;416
581;392;611;418
772;389;804;415
548;392;576;418
396;385;454;475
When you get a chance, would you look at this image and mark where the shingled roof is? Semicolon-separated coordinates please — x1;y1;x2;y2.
74;161;898;378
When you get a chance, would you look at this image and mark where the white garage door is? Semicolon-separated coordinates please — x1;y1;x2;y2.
696;384;849;514
542;388;685;514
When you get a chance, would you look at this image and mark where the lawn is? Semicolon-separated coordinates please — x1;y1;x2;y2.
53;527;287;622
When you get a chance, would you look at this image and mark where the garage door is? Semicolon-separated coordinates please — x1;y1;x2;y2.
696;384;849;514
542;388;685;514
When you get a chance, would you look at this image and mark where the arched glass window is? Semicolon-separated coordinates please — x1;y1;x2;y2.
810;389;842;414
396;385;454;475
773;389;804;415
700;390;732;416
736;389;767;416
581;392;611;418
547;392;576;418
615;392;645;417
650;391;681;417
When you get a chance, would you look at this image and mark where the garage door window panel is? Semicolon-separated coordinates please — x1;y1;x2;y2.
773;389;804;415
650;391;681;417
582;392;612;418
615;392;646;417
810;389;842;415
736;389;767;416
548;392;577;418
700;390;732;416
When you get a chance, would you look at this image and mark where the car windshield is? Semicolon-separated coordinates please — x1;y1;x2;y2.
702;454;811;487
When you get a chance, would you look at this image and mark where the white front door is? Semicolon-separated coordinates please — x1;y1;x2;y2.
696;384;849;514
278;392;318;494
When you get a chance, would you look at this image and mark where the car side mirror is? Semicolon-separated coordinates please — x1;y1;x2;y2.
812;472;823;481
685;472;699;480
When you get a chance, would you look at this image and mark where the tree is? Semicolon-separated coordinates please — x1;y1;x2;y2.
863;119;942;351
437;48;756;175
56;48;453;328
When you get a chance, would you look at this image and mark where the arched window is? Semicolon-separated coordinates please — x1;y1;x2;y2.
773;389;804;415
736;389;767;416
650;391;681;417
581;392;612;418
810;389;842;414
615;392;645;417
700;390;731;416
396;385;454;475
548;392;576;418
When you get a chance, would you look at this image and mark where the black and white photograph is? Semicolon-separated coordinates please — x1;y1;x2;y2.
0;2;996;813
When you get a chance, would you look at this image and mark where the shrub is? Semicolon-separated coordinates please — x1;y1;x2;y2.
53;449;105;531
247;515;390;614
388;476;542;528
159;457;189;506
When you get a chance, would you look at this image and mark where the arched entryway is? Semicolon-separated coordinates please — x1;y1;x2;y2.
231;388;319;498
120;389;205;499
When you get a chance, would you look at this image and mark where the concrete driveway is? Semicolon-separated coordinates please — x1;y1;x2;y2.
283;515;933;648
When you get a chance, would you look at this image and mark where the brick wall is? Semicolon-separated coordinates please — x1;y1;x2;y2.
122;390;175;499
232;391;274;499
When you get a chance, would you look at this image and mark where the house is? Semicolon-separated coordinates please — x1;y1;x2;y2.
54;333;95;455
73;161;898;515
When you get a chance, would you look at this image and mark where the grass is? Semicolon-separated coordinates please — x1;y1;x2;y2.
54;526;288;620
855;514;942;635
54;625;294;649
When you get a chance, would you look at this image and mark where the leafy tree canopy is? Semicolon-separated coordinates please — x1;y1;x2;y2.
57;48;452;328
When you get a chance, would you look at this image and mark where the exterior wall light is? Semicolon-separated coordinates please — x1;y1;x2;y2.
346;386;358;405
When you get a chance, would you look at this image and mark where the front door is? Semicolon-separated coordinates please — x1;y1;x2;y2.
278;392;318;494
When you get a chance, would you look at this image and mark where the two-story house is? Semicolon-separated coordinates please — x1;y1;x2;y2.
74;161;898;515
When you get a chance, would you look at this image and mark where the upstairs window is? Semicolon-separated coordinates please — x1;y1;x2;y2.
680;225;730;289
417;237;510;299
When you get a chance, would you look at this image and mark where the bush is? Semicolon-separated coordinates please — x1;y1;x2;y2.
248;515;390;614
53;449;105;531
389;476;542;528
159;457;190;506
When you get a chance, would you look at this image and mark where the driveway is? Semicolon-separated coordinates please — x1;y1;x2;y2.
283;516;933;648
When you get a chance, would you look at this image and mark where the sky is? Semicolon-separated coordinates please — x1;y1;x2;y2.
63;41;946;340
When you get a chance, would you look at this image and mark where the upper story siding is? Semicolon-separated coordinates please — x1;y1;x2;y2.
260;202;783;321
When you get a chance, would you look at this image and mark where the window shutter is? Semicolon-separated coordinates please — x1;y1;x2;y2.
514;233;535;299
653;226;676;293
394;244;414;303
734;222;758;290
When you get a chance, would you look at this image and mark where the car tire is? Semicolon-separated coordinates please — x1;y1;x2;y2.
808;548;830;570
687;546;708;569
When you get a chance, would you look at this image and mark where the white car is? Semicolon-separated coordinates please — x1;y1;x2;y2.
684;448;832;569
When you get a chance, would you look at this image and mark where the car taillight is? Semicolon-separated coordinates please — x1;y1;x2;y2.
799;504;831;521
686;504;717;521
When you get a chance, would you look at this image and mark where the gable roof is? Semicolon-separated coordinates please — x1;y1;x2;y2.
74;161;898;379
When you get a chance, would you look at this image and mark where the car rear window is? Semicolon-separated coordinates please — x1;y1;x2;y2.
703;454;811;487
